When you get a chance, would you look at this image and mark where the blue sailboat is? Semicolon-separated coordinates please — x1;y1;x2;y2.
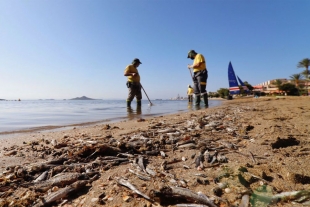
228;62;249;95
237;76;249;92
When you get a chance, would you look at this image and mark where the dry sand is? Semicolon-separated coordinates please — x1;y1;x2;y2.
0;96;309;206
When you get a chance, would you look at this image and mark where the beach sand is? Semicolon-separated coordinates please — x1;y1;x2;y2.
1;96;309;206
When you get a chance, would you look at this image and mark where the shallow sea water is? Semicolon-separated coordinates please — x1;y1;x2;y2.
0;99;222;133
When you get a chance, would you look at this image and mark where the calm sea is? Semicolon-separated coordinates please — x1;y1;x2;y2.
0;99;222;133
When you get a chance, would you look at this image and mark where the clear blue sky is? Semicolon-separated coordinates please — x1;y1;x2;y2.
1;0;309;100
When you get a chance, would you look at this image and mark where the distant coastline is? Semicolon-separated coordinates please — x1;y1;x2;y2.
70;96;99;100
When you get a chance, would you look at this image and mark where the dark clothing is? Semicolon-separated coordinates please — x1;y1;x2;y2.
193;69;208;107
193;69;208;95
126;81;142;102
188;95;193;102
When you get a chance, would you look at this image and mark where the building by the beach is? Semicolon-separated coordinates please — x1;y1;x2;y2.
253;78;310;94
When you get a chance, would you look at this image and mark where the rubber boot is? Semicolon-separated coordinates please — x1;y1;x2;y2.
126;101;131;108
137;100;141;107
203;94;209;107
195;96;201;106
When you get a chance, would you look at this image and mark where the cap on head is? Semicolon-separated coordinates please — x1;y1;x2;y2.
187;50;197;59
132;58;142;65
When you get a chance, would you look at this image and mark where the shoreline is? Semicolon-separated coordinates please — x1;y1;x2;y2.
0;103;224;149
0;99;225;135
0;99;226;137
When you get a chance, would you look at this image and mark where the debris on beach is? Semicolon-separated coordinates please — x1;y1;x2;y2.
1;98;310;207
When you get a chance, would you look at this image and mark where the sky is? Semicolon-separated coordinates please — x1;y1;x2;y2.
0;0;309;100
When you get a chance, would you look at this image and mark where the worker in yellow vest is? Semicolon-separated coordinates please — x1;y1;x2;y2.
187;50;208;107
124;58;142;107
187;85;194;103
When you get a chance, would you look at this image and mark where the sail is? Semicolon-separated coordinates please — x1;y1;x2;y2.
237;76;249;93
228;62;240;94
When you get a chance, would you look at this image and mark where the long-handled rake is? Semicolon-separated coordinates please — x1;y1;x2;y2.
140;84;154;106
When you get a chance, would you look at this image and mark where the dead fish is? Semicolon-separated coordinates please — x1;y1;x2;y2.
217;154;228;163
177;143;196;149
166;131;181;137
166;137;182;144
195;153;204;168
160;151;166;158
33;171;49;183
219;141;238;149
168;186;216;207
32;180;88;207
5;173;16;180
169;178;178;184
100;156;128;161
44;157;68;165
270;190;310;204
239;194;249;207
210;151;218;164
197;191;215;206
176;204;209;207
50;139;57;146
157;128;176;133
117;153;135;158
204;151;212;163
117;178;151;201
86;140;98;144
145;166;156;176
179;180;187;187
32;173;84;192
27;163;51;173
3;166;15;174
137;156;147;173
205;121;219;128
3;150;17;156
160;161;167;171
145;150;160;156
160;170;175;179
128;169;151;181
194;173;207;178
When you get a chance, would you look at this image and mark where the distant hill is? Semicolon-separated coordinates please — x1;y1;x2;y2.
70;96;97;100
0;99;5;101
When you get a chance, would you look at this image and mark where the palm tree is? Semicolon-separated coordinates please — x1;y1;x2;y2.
290;74;303;87
274;79;282;88
301;69;309;79
290;74;303;95
297;58;310;95
273;79;283;95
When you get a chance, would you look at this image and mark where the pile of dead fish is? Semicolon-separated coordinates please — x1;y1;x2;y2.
0;106;309;206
